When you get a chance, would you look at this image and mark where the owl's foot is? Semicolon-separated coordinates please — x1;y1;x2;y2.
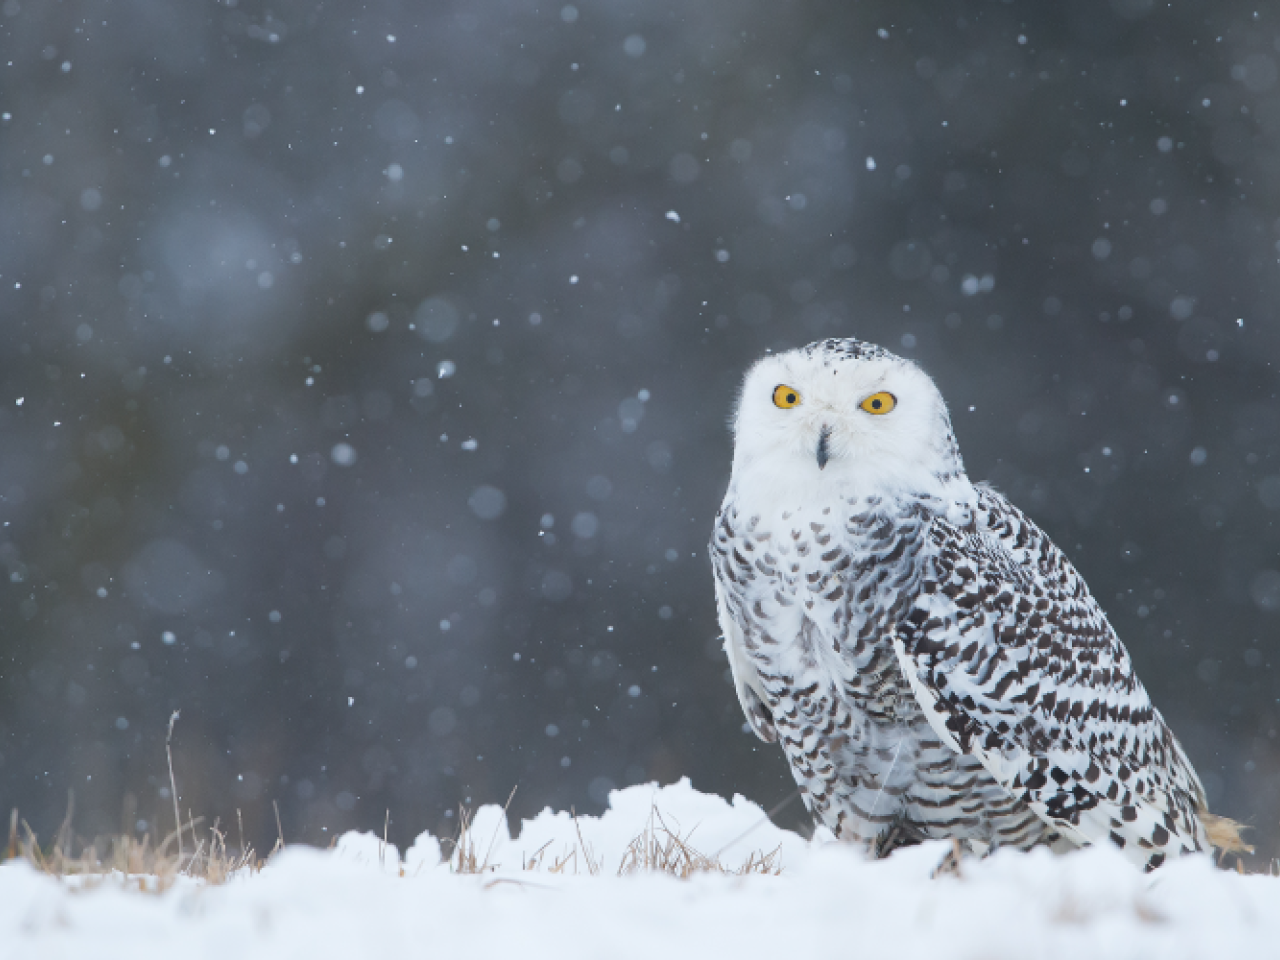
870;818;924;859
930;838;965;879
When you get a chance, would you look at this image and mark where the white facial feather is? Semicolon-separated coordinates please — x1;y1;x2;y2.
728;340;967;504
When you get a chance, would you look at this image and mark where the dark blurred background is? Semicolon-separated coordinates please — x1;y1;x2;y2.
2;0;1279;864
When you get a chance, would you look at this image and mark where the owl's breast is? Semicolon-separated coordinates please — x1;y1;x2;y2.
712;494;936;720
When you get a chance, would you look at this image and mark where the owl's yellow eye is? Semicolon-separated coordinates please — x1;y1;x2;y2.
773;385;801;408
860;391;896;414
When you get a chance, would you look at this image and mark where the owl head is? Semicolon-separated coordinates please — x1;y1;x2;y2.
728;338;966;499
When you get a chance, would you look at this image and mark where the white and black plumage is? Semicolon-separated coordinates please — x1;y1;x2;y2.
711;337;1245;869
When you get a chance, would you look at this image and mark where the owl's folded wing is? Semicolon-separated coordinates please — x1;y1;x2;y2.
891;488;1208;870
714;575;778;743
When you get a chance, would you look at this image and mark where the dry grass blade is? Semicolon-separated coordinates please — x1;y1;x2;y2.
711;788;799;863
55;790;75;860
157;815;206;863
272;800;286;857
165;710;182;866
572;808;602;877
546;845;578;875
522;838;554;871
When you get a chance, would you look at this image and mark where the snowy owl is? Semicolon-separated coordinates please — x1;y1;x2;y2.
710;337;1247;869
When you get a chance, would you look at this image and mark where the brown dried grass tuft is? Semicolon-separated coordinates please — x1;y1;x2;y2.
5;796;260;893
3;710;275;891
444;786;520;875
616;804;782;877
1202;812;1253;857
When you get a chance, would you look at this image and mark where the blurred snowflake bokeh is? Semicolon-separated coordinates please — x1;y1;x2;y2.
1;0;1279;862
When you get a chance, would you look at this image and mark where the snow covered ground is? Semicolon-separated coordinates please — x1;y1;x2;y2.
5;779;1277;960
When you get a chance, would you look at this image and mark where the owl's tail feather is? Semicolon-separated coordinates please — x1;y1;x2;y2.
1201;811;1253;855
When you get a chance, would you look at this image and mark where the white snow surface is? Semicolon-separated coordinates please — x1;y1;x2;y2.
4;778;1277;959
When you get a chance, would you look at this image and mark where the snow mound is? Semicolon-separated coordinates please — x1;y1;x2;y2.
446;777;810;875
4;780;1277;959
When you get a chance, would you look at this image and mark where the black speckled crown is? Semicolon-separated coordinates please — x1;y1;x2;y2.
801;337;896;363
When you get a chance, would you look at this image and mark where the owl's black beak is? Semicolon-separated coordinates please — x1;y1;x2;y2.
816;425;832;470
